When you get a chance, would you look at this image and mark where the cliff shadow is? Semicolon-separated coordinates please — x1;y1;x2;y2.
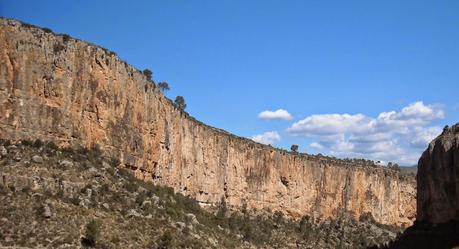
369;220;459;249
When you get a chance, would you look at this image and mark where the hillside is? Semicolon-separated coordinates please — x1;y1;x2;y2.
0;139;400;248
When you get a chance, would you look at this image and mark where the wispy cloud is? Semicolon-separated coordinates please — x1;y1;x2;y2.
287;101;444;165
251;131;281;145
258;109;293;120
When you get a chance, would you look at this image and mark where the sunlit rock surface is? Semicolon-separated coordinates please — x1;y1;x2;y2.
0;18;415;226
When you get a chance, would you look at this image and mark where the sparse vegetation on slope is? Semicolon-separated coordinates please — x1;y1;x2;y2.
0;139;400;248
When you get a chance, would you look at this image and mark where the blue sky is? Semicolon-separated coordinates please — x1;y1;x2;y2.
2;0;458;165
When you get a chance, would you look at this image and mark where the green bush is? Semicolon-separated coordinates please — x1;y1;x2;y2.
175;193;201;213
109;157;120;167
124;182;138;193
216;197;228;219
62;34;70;43
143;69;153;81
42;27;53;33
21;139;33;146
33;139;44;148
53;43;66;53
158;229;175;248
81;220;101;247
135;192;147;206
174;96;186;110
45;141;59;151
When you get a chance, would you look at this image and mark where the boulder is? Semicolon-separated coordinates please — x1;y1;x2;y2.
127;209;142;218
32;155;43;164
59;160;74;167
185;213;199;225
0;146;7;157
43;205;52;218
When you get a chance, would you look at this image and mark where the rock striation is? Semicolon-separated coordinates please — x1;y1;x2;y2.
417;124;459;224
0;18;415;226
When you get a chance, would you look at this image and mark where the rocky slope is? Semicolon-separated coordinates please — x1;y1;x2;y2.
0;139;400;248
0;18;415;226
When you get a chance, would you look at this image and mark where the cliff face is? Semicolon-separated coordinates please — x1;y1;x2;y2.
417;124;459;224
0;18;415;226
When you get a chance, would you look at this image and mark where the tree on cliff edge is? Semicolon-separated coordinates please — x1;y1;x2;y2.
158;82;170;92
143;69;153;81
174;96;186;110
291;144;299;152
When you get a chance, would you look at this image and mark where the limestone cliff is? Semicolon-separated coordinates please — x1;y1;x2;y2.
417;124;459;224
0;18;415;226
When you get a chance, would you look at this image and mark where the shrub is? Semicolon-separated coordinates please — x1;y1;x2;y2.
45;141;59;151
135;192;147;206
166;206;179;219
62;34;70;43
33;139;44;148
87;144;103;163
216;197;228;219
299;215;311;233
241;222;254;241
21;139;33;146
175;193;201;213
174;96;186;110
359;212;376;223
61;146;75;154
143;69;153;81
124;182;138;193
290;144;299;152
273;210;284;224
42;27;53;33
0;139;11;146
109;157;120;168
53;43;66;53
69;197;80;206
35;204;46;218
158;82;170;92
158;229;175;248
81;220;100;247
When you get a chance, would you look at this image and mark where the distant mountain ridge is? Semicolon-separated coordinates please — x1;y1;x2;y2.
399;165;417;175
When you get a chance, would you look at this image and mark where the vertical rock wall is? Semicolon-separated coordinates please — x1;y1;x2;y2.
0;18;415;226
417;124;459;224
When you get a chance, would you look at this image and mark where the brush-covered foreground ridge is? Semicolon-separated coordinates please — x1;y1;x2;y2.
0;139;402;248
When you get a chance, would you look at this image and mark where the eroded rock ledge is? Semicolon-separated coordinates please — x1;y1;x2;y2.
0;18;415;226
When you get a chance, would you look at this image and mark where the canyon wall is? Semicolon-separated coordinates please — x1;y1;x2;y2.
417;124;459;224
0;18;415;226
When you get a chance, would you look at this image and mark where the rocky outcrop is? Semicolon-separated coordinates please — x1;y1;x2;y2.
0;18;415;226
417;124;459;224
372;124;459;249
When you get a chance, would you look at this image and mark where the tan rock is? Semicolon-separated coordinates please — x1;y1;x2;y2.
0;18;415;226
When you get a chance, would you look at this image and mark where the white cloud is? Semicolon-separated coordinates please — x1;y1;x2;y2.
251;131;281;145
410;126;442;148
288;113;369;135
286;101;444;165
309;142;324;149
258;109;293;120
